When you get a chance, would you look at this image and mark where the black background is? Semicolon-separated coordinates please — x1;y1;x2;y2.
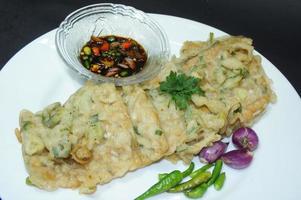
0;0;300;95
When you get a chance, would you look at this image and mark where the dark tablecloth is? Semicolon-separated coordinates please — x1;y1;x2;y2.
0;0;300;95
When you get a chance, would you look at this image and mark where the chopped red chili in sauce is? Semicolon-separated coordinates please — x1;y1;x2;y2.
80;35;147;78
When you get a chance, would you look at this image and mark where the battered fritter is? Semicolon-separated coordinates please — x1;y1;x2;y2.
16;36;275;193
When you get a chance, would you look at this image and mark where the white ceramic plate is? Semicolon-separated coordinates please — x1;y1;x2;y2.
0;14;300;200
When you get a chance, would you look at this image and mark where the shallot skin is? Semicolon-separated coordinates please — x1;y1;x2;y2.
232;127;259;151
199;141;228;164
221;149;253;169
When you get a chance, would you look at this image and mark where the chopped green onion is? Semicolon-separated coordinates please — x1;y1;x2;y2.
133;126;140;135
83;60;90;69
155;130;163;136
26;177;35;186
107;36;116;42
82;55;89;60
209;32;214;44
120;70;129;77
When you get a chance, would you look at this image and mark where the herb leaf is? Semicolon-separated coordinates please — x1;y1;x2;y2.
159;71;204;110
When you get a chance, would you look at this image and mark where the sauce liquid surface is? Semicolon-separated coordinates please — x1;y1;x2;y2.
80;35;147;78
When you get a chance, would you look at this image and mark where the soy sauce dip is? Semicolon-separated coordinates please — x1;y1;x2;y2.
79;35;147;78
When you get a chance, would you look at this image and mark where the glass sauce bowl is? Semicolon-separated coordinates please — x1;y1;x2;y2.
55;3;170;85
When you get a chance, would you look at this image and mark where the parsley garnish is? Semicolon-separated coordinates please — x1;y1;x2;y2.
159;71;204;110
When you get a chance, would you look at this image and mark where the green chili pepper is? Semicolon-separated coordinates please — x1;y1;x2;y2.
184;183;208;199
83;46;92;55
135;170;183;200
190;163;213;178
214;172;226;191
83;60;90;69
168;171;211;193
158;173;168;181
182;162;195;178
158;162;194;181
207;159;223;186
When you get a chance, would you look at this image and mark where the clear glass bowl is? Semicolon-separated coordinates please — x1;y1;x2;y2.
55;3;170;85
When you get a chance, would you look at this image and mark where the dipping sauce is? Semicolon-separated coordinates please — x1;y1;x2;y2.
80;35;147;78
